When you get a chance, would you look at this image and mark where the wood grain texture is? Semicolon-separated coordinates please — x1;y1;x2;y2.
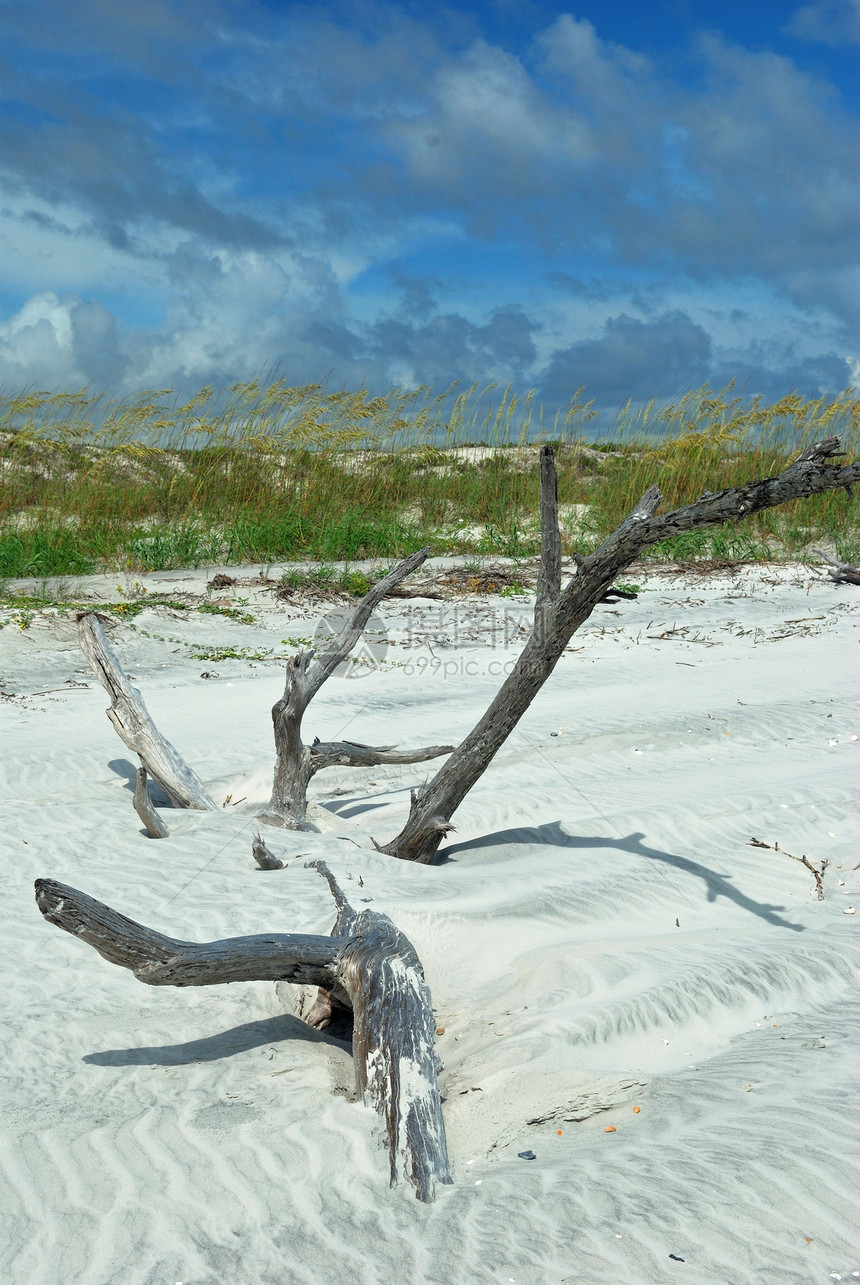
78;613;216;811
310;861;452;1202
132;766;169;838
34;879;343;987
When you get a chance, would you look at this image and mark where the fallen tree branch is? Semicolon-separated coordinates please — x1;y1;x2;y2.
378;438;859;862
34;877;343;986
34;864;452;1201
78;613;217;811
812;548;860;585
308;860;452;1200
309;739;454;772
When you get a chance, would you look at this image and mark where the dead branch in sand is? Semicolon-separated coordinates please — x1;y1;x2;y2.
252;831;284;869
34;863;451;1202
261;547;454;829
748;837;828;899
132;766;170;838
77;438;856;861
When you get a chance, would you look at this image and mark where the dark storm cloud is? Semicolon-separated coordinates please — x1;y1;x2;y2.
539;312;714;407
366;306;539;388
711;350;855;399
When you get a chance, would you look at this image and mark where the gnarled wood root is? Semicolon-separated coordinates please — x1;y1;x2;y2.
35;863;451;1201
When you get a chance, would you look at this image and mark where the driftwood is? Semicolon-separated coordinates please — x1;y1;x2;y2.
252;831;284;869
748;837;828;899
377;437;859;862
260;547;454;829
79;612;217;813
34;862;451;1202
813;548;860;585
133;767;170;838
78;551;454;836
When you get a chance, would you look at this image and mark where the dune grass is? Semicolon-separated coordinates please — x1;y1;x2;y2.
0;380;857;580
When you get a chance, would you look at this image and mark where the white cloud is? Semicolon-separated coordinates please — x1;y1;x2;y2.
0;291;122;390
388;38;594;189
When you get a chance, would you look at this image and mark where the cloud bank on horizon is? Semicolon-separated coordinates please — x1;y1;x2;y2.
0;0;858;421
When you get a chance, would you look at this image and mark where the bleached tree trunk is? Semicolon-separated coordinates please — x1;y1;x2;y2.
377;437;859;863
34;862;452;1202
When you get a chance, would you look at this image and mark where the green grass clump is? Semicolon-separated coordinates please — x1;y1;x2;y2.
0;380;856;576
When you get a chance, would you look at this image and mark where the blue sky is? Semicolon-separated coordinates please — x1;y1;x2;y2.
0;0;858;420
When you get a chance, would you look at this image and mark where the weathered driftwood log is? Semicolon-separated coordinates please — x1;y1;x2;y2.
309;738;454;772
34;862;451;1201
308;861;451;1200
260;547;454;829
79;612;217;812
377;437;860;863
812;548;860;585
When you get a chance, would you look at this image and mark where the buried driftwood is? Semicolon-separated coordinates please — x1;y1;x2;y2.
376;436;860;862
132;766;170;839
34;862;452;1202
813;549;860;586
77;548;453;838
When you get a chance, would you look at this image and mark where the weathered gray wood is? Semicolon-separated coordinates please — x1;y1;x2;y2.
309;861;452;1201
535;443;562;613
262;546;453;829
133;766;170;838
35;865;452;1201
78;613;217;811
379;436;860;862
34;878;343;987
252;832;284;869
813;548;860;585
309;739;454;772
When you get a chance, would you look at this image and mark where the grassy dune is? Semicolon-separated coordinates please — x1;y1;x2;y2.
1;380;857;580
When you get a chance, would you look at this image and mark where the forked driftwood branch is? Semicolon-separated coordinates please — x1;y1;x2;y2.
260;547;454;829
34;862;452;1202
377;437;860;862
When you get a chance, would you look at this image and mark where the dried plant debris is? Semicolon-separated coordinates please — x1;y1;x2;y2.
748;837;828;899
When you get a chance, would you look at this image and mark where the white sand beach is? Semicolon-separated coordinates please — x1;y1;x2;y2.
1;561;858;1285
